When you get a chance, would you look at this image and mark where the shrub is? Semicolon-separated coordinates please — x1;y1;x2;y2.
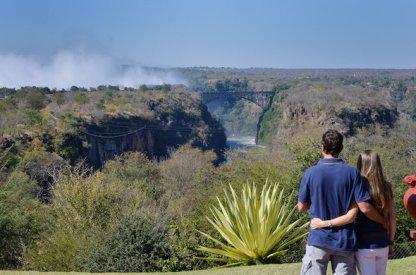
57;113;83;134
84;213;170;272
95;98;105;110
52;92;66;106
0;143;20;178
24;91;49;110
25;170;144;271
157;146;220;271
198;181;308;266
102;152;161;200
22;109;45;129
215;156;300;195
73;92;89;105
139;84;149;92
164;219;217;272
286;136;322;172
18;150;68;202
0;171;45;269
0;98;17;112
159;146;216;217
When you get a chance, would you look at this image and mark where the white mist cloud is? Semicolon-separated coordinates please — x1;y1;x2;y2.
0;51;184;89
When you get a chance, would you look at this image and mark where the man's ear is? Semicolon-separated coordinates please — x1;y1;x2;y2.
321;144;326;154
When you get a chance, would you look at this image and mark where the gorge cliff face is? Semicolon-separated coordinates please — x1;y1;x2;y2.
84;104;226;167
258;83;400;142
282;103;398;136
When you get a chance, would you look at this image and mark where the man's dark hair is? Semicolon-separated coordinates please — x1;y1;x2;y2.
322;130;343;156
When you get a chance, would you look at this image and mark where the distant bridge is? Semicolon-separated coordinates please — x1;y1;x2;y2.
200;91;277;144
200;91;276;110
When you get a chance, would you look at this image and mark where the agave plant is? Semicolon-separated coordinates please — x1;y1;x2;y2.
198;181;309;266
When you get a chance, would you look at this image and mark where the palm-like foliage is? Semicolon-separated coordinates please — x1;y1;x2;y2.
198;181;308;266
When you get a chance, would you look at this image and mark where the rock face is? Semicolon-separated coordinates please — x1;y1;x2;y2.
259;83;400;142
282;104;398;136
84;104;226;168
337;106;398;135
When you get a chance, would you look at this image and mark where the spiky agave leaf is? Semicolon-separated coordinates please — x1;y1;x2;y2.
198;181;308;266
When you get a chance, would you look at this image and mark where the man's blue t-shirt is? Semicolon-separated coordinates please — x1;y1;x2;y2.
298;158;370;251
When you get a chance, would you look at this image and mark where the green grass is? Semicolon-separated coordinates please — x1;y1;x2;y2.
1;256;415;275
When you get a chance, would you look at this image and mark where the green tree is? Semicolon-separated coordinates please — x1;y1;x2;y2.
52;92;66;106
73;92;89;105
25;170;144;271
25;91;49;110
138;84;149;92
0;171;46;269
102;152;162;200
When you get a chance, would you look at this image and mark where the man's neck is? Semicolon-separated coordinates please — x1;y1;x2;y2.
323;153;338;159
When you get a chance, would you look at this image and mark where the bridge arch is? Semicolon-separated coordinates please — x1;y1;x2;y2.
200;91;277;144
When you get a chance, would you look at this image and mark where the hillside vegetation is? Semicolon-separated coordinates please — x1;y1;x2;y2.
1;69;416;273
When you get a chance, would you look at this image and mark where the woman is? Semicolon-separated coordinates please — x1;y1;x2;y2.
310;150;396;275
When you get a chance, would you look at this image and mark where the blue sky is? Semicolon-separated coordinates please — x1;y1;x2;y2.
1;0;415;68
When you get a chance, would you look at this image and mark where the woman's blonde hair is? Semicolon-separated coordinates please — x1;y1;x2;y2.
357;150;393;217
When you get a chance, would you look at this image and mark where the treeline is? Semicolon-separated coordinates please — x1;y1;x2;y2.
191;78;252;93
0;84;175;97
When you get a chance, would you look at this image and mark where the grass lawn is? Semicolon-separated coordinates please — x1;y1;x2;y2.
1;256;415;275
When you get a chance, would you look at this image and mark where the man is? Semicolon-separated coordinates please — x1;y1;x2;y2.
298;130;387;275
